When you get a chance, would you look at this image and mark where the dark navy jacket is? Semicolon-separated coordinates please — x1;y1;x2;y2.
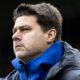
0;41;80;80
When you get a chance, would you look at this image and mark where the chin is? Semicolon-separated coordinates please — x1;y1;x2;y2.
15;51;25;57
15;55;26;61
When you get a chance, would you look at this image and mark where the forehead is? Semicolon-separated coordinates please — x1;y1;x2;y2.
13;15;38;28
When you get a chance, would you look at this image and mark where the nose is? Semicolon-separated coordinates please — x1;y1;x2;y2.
12;30;22;41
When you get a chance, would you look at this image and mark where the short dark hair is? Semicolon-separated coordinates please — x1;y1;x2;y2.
13;2;63;41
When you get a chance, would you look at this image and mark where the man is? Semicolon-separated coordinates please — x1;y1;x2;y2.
1;2;80;80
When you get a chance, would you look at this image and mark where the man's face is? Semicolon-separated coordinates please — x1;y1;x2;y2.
12;15;49;61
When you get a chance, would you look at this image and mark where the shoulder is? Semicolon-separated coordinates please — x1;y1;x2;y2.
61;41;80;80
1;70;19;80
61;69;80;80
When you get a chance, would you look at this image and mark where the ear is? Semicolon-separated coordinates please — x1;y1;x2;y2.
46;29;57;44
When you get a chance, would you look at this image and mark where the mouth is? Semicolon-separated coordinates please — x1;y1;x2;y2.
14;42;23;47
14;44;24;50
15;45;23;47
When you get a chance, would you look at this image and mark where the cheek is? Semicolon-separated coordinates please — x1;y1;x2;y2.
13;42;15;51
23;34;40;46
22;33;36;49
22;32;46;50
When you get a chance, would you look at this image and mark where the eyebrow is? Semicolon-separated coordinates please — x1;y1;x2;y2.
12;25;32;32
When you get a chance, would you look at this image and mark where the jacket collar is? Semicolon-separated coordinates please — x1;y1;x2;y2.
12;41;63;80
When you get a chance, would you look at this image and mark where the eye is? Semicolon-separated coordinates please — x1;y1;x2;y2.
20;28;30;31
12;28;17;34
20;26;32;33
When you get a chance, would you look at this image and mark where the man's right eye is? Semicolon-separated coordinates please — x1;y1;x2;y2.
20;27;31;33
21;28;29;31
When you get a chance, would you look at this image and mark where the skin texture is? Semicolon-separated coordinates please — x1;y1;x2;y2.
12;15;56;62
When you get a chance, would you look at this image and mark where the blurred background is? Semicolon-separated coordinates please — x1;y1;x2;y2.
0;0;80;77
